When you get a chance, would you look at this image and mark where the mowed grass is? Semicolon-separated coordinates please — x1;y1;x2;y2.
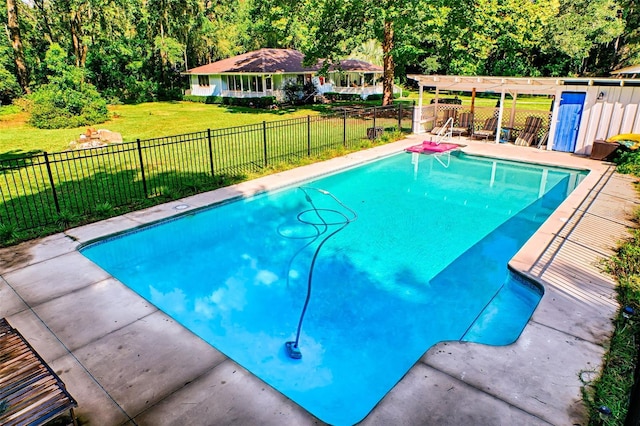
0;101;325;155
404;90;553;111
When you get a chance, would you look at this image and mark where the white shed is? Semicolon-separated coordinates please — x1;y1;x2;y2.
408;75;640;155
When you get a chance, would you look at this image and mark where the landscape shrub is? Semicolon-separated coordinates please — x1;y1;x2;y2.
615;150;640;175
0;66;22;105
28;83;109;129
324;92;362;101
221;96;275;108
27;43;109;129
183;95;223;104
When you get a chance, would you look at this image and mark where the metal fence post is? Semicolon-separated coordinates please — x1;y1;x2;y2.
343;110;347;146
136;139;148;197
373;107;377;132
43;152;60;214
307;115;311;156
207;129;215;178
397;103;403;131
263;121;268;167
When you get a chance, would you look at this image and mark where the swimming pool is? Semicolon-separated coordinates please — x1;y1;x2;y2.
81;151;586;425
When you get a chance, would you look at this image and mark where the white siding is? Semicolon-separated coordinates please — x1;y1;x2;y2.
549;85;640;155
189;74;217;96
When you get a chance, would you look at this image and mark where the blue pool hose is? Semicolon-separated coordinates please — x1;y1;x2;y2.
283;187;357;359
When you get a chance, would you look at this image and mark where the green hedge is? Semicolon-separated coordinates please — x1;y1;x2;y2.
222;96;276;107
324;92;363;101
183;95;276;108
183;95;223;104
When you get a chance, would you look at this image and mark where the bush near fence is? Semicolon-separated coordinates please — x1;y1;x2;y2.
0;104;413;242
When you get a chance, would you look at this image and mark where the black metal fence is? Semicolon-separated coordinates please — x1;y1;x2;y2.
1;104;413;233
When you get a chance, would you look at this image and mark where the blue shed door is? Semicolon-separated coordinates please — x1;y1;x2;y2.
553;92;586;152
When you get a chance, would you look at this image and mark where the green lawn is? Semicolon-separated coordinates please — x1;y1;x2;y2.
0;101;326;155
403;90;553;111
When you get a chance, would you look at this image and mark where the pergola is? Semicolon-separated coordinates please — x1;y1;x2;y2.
407;74;640;152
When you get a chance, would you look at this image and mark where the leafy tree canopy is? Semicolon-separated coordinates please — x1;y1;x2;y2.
27;44;109;129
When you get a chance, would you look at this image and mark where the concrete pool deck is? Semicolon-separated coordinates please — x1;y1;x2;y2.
0;135;637;425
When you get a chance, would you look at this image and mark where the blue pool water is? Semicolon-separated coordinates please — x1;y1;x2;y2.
81;152;586;425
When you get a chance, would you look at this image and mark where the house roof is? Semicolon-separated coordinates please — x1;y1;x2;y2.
611;64;640;77
184;49;382;74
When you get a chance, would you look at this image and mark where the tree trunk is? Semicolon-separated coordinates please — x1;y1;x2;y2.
70;10;87;67
381;19;394;106
6;0;30;93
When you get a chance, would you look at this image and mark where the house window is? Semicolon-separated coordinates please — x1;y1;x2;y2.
226;75;240;91
297;75;305;85
198;75;210;87
242;75;250;92
265;76;272;90
364;73;374;85
250;76;263;92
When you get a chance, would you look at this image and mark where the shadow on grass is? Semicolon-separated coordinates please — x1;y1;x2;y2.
0;167;247;247
0;149;44;161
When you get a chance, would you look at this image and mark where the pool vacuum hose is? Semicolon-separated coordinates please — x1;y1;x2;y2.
283;187;357;359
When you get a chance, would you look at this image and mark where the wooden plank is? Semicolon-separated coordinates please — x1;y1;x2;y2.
0;318;77;426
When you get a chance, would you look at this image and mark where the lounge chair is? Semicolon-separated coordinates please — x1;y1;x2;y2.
451;112;473;137
514;116;543;146
0;318;78;426
431;109;457;135
471;117;498;140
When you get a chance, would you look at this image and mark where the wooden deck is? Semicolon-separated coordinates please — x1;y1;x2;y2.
0;318;77;426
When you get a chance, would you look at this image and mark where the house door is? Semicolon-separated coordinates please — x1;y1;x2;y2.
553;92;586;152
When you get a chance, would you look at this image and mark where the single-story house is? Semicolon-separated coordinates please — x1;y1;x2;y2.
408;74;640;156
183;48;396;101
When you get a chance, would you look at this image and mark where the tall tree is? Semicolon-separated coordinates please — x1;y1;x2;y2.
306;0;437;105
6;0;30;93
544;0;624;75
611;0;640;69
243;0;315;49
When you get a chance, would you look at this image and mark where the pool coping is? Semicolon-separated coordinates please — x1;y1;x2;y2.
0;135;636;425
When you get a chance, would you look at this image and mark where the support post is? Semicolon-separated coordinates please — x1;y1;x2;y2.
343;110;347;146
43;152;60;213
207;129;215;179
494;89;506;144
263;121;268;167
136;139;148;196
413;85;423;133
373;106;377;131
307;115;311;156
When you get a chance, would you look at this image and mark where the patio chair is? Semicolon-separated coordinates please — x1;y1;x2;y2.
471;117;498;140
514;116;543;146
431;109;458;134
451;112;473;137
0;318;78;426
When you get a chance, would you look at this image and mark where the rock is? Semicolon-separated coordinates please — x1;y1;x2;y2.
97;129;123;143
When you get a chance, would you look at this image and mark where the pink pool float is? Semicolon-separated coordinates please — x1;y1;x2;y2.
406;140;460;154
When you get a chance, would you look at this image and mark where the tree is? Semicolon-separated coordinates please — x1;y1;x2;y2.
544;0;624;75
305;0;449;105
28;43;109;129
6;0;30;93
243;0;315;49
0;62;22;104
607;0;640;70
